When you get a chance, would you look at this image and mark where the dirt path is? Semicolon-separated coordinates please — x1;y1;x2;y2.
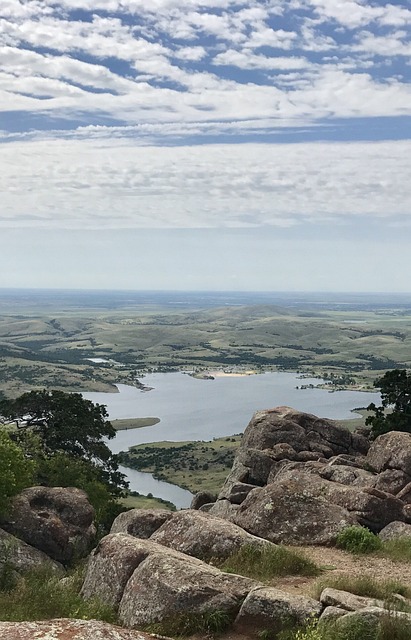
275;546;411;597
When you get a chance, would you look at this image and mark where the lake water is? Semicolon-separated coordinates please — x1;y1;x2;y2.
83;371;380;508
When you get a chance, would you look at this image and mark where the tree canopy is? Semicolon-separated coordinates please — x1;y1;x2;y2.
366;369;411;438
0;389;127;496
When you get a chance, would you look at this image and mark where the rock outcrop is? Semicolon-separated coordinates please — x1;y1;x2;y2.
195;408;411;544
1;486;95;564
81;533;256;629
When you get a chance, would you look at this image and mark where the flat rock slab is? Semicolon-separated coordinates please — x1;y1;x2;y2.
320;588;383;611
0;619;168;640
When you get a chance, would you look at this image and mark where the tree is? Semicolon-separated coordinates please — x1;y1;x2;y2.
366;369;411;438
0;430;35;516
0;390;127;495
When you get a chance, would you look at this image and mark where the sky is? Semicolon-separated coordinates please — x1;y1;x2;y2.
1;0;411;292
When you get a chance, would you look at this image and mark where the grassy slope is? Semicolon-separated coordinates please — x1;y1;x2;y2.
1;303;411;395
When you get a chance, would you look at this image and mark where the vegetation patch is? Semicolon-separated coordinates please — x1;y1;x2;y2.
220;544;319;581
0;565;116;623
336;526;382;554
144;609;234;637
380;537;411;563
311;574;411;601
118;435;241;494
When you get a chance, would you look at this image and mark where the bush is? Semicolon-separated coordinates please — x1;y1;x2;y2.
220;544;319;581
336;526;382;554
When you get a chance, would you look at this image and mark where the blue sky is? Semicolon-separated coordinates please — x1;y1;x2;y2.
1;0;411;291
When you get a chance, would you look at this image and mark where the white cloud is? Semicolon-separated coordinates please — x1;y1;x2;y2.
0;139;409;230
213;50;309;70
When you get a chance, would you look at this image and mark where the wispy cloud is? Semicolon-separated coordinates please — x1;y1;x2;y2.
1;139;409;229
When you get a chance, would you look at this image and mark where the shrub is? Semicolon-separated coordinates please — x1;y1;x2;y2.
220;544;319;581
336;526;382;554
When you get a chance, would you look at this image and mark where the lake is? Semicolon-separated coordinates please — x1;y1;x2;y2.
83;371;380;508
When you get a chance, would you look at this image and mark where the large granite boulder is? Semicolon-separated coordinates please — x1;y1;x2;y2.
110;509;172;538
150;509;274;560
0;528;63;577
0;619;168;640
82;533;256;630
271;466;408;532
118;545;256;629
233;482;356;545
217;407;370;505
1;487;95;565
367;431;411;476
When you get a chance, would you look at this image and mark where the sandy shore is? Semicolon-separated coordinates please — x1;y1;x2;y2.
207;370;257;378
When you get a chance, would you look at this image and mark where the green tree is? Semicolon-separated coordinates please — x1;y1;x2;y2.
0;430;35;517
0;390;126;494
366;369;411;438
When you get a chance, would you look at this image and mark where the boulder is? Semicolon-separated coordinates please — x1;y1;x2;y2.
272;466;407;531
331;606;411;632
81;534;160;607
190;491;217;510
233;482;356;545
217;407;370;505
367;431;411;475
378;520;411;541
118;547;256;629
150;509;274;560
240;407;363;457
207;499;240;521
110;508;172;538
0;528;63;576
81;533;257;629
234;586;321;637
0;619;168;640
373;469;410;495
320;588;383;611
1;487;95;565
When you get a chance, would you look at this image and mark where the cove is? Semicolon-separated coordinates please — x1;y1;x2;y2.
83;371;380;507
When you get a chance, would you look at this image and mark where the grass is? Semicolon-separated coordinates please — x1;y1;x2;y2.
119;491;176;511
311;574;411;602
0;564;116;623
278;612;411;640
144;609;234;637
219;544;320;582
380;537;411;563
